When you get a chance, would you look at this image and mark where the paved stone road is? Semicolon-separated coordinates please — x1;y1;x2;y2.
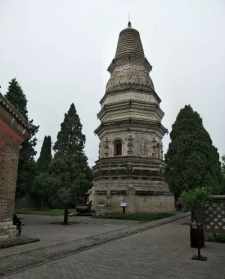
0;214;140;257
3;218;225;279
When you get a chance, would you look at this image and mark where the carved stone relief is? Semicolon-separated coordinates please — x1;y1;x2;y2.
103;137;109;158
127;134;133;155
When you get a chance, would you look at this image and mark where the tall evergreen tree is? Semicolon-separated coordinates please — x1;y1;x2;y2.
37;136;52;172
49;103;92;224
5;79;28;117
165;105;222;200
5;78;39;198
31;136;52;207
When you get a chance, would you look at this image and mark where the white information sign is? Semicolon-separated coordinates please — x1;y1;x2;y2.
120;202;128;208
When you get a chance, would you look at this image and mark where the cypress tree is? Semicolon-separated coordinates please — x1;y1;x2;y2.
5;79;28;117
165;105;222;200
49;103;92;224
37;136;52;172
5;78;39;198
31;136;52;207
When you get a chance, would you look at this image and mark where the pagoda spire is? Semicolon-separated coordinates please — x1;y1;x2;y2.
115;25;144;59
106;24;154;94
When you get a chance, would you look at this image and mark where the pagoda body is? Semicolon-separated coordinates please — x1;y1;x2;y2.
92;23;174;215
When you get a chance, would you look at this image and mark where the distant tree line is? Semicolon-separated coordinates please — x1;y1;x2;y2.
3;78;93;218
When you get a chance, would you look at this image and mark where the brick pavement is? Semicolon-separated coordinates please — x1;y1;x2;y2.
2;215;225;279
0;214;139;257
0;213;186;276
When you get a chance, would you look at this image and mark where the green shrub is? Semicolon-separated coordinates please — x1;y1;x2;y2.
181;187;209;211
207;233;225;243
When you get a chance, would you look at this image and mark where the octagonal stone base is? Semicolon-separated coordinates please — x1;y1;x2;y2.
93;194;175;216
90;179;175;216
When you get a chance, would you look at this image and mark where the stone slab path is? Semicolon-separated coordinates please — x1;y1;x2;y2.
0;213;187;277
0;214;141;258
1;213;224;279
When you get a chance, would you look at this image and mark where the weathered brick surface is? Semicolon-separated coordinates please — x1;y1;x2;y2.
0;143;19;217
0;141;19;241
0;94;29;241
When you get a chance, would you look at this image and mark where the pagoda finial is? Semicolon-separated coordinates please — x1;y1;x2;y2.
128;12;132;28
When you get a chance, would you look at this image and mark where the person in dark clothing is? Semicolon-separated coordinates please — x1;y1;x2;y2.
13;214;22;236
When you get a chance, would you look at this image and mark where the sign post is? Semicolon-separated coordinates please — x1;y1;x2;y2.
120;201;128;215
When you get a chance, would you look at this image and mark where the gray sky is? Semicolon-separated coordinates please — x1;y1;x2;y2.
1;0;225;166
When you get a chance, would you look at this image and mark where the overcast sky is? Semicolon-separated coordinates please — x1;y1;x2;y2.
1;0;225;166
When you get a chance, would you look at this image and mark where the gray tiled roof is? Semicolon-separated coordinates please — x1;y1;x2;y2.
0;93;30;130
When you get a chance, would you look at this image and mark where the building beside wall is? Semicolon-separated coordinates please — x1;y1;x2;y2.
91;22;174;215
0;93;29;242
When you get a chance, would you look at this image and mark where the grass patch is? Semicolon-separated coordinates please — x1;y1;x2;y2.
207;233;225;243
16;208;65;216
96;212;175;222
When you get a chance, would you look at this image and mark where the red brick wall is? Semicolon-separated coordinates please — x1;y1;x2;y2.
0;139;19;222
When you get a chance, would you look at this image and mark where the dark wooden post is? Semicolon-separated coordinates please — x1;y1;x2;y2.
64;208;68;225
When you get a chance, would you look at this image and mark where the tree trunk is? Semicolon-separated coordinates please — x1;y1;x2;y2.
64;208;68;225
